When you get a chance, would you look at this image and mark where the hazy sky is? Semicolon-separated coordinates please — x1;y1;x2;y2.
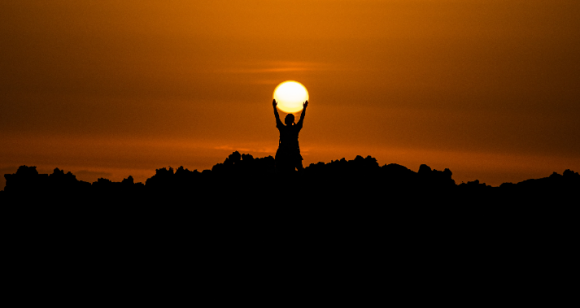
2;0;579;188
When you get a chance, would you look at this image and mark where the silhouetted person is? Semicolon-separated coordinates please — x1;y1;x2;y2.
273;99;308;173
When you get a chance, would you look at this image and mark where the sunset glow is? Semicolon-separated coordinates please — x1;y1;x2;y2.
273;81;309;113
1;1;580;189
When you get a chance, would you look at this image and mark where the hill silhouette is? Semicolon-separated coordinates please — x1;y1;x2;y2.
2;151;577;278
1;151;578;205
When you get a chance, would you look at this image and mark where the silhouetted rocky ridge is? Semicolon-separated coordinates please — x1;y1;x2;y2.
1;151;578;205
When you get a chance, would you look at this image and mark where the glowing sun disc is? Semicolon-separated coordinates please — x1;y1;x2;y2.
273;81;309;113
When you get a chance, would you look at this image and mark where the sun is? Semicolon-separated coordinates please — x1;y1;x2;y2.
273;81;309;113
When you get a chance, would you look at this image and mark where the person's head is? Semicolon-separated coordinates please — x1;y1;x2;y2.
284;114;295;126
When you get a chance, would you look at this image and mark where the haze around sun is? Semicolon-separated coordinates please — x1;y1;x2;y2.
273;81;309;113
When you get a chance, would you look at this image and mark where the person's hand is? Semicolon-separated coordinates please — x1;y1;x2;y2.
273;99;277;107
303;100;308;108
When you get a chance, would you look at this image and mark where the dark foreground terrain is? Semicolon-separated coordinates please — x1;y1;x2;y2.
2;151;577;289
2;151;578;205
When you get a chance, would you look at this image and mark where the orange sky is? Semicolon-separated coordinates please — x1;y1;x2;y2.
1;0;579;188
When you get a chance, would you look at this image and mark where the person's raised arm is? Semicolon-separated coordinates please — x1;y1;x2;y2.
297;100;308;129
273;99;283;128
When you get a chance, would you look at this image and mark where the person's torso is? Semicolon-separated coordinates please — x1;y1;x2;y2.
278;125;300;149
